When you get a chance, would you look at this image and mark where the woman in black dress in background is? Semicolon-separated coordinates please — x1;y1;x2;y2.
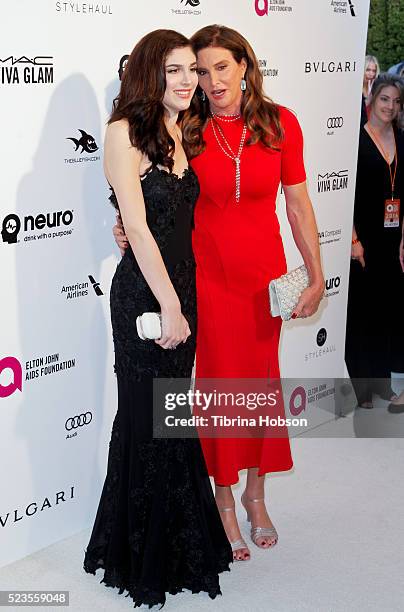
346;74;404;412
83;30;231;607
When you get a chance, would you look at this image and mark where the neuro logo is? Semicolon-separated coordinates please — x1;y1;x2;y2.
348;1;355;16
181;0;200;6
255;0;268;16
316;328;327;347
67;130;98;154
0;357;23;398
118;54;129;81
1;214;21;244
88;275;104;296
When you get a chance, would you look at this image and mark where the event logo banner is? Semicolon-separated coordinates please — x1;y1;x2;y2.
0;56;53;85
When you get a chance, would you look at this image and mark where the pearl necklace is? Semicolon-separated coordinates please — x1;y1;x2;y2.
210;115;247;203
211;111;241;123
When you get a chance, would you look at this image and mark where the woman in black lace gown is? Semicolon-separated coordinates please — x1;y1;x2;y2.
83;30;232;608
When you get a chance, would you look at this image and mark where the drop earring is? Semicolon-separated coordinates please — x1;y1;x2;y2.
240;78;247;92
200;90;206;101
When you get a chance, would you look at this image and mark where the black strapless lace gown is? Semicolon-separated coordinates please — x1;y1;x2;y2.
83;166;232;608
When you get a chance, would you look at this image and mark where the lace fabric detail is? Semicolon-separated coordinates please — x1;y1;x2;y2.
84;166;232;608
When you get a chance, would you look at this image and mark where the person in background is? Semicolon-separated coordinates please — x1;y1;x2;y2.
361;55;380;127
346;73;404;413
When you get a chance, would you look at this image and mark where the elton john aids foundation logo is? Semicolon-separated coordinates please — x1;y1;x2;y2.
0;357;22;398
181;0;200;5
255;0;268;15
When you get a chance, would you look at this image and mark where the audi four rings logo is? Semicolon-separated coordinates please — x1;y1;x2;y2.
327;117;344;129
65;412;92;430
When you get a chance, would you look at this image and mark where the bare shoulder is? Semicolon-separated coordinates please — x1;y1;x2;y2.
105;119;141;160
105;118;130;146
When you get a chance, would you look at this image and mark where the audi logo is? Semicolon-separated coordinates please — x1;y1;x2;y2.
327;117;344;129
65;412;92;430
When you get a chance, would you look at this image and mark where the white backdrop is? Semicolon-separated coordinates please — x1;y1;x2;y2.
0;0;369;567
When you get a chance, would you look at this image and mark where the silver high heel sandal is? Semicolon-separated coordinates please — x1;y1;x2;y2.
241;493;278;548
218;504;250;561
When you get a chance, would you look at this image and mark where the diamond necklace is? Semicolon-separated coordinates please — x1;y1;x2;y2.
210;115;247;203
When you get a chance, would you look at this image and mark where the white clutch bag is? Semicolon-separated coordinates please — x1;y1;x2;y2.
136;312;162;340
269;265;309;321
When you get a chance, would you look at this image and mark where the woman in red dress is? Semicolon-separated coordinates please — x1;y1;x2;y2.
186;25;324;560
114;25;324;561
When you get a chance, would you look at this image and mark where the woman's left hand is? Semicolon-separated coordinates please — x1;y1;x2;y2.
399;236;404;272
292;282;325;319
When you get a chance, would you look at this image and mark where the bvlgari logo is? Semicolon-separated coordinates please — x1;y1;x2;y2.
0;55;53;85
318;170;348;193
305;60;357;74
0;487;75;528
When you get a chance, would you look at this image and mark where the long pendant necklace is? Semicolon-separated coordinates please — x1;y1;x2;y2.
210;115;247;203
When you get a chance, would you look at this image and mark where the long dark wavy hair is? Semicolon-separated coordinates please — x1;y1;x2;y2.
181;24;284;158
109;29;194;172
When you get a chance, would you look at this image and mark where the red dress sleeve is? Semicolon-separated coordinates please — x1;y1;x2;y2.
279;106;306;186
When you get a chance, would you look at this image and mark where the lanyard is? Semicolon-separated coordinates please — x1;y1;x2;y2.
367;125;398;200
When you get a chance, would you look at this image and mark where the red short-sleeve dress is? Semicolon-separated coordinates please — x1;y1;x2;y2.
190;106;306;486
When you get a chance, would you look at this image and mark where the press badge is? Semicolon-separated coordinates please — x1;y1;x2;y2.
384;199;400;228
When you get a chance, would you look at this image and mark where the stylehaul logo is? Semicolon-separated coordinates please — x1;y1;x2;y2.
0;357;22;398
0;56;53;85
1;210;74;245
55;2;113;14
255;0;293;15
304;328;336;362
318;170;348;193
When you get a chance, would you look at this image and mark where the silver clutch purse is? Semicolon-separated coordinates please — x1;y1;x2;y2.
269;265;309;321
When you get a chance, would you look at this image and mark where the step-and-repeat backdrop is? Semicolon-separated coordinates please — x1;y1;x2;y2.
0;0;369;567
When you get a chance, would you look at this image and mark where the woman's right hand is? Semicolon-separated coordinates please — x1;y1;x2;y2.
155;306;191;350
351;240;365;268
113;214;129;256
399;236;404;272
